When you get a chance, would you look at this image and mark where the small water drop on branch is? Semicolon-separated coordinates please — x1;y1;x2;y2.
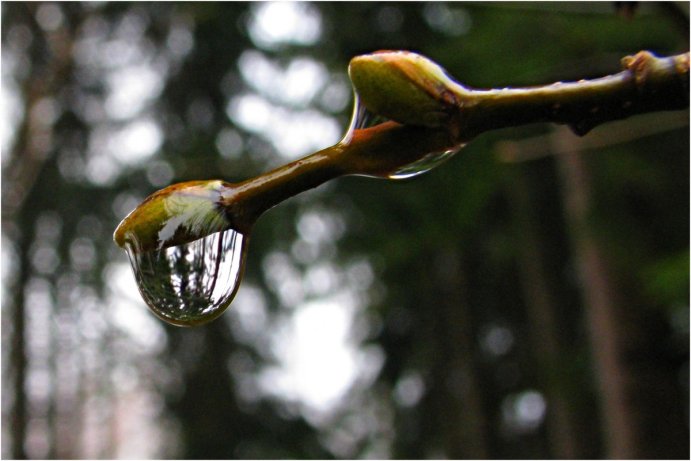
341;94;465;180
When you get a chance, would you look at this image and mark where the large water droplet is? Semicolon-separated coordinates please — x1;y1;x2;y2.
125;229;248;326
342;94;465;179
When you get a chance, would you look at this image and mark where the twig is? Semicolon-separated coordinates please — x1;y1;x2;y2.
350;50;689;140
115;50;690;251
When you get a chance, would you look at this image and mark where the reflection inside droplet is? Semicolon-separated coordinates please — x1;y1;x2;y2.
342;94;465;179
125;229;248;326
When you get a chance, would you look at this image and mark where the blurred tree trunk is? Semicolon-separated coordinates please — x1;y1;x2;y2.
498;122;688;458
430;248;489;459
4;7;76;457
8;239;29;459
47;317;58;459
553;126;688;458
505;167;585;459
554;126;637;457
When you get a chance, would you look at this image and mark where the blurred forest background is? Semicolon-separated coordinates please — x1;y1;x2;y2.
2;2;689;459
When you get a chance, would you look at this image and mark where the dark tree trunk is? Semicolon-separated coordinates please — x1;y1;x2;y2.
553;126;688;458
506;167;587;459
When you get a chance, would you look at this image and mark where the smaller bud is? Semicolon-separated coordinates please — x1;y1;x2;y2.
114;180;233;253
348;50;465;128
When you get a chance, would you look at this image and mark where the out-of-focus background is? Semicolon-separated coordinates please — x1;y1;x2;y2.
2;2;688;459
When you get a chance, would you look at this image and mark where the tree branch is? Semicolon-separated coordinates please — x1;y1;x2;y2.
115;50;689;251
463;51;689;137
350;50;689;140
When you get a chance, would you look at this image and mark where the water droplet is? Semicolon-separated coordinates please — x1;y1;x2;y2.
385;147;459;179
341;94;464;179
125;229;248;326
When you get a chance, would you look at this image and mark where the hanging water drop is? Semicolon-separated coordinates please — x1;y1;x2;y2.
114;180;253;326
125;229;248;326
385;146;461;179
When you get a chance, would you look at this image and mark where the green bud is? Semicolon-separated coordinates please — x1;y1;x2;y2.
114;180;233;253
348;50;464;128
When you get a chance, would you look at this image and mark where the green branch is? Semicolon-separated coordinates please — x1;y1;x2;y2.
114;50;689;252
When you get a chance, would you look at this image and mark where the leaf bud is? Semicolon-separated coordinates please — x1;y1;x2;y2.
348;50;465;128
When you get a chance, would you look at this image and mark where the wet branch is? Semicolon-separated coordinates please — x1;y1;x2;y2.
453;51;689;140
116;50;690;251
